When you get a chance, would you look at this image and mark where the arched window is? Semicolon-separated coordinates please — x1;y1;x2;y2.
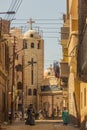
30;34;33;37
15;53;18;60
31;42;34;48
23;39;27;49
37;43;40;49
33;89;37;95
28;88;32;95
15;64;22;71
17;82;22;89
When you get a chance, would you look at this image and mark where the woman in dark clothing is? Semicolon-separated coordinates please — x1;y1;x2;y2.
25;104;35;125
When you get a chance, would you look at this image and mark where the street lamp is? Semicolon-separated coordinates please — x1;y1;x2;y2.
0;11;15;14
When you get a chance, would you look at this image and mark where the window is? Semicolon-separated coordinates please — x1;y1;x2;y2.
31;42;34;48
28;88;32;95
17;82;22;89
33;89;37;95
15;64;22;71
5;43;9;71
23;39;27;49
37;43;40;49
15;53;18;60
48;72;51;75
30;34;33;37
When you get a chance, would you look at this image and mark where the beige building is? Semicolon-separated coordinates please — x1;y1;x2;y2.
23;28;44;112
39;65;63;118
8;22;44;115
61;0;87;129
0;20;10;121
68;1;87;129
60;0;69;114
9;28;23;113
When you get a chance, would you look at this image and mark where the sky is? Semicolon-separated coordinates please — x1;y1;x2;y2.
0;0;66;70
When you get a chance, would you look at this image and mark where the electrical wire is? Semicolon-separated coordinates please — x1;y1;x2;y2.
33;26;60;29
5;0;23;20
11;18;63;21
10;18;65;40
43;36;59;38
11;22;63;25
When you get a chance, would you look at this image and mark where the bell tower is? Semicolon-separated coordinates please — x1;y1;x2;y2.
23;22;44;111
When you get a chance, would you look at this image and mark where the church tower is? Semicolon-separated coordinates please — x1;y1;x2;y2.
23;19;44;111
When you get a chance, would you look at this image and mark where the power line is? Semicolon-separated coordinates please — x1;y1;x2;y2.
11;22;63;25
34;18;63;21
11;23;27;25
11;18;63;21
43;31;60;33
43;36;59;38
33;22;63;25
5;0;23;20
33;26;61;29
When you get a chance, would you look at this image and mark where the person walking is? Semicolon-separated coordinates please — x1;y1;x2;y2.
25;104;35;125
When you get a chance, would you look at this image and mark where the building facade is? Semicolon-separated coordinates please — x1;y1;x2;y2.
61;1;87;129
23;29;44;112
9;28;23;113
39;65;63;119
0;20;10;121
60;0;69;115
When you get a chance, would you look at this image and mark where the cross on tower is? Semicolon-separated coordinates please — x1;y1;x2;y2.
27;18;35;30
28;58;37;84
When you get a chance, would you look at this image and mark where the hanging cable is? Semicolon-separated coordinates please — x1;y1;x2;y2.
5;0;23;20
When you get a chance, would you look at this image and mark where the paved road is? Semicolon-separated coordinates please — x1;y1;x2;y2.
4;120;80;130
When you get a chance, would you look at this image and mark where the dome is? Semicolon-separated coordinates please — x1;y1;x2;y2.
24;29;41;39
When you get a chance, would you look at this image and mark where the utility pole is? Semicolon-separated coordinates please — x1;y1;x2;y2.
22;55;24;119
11;36;16;122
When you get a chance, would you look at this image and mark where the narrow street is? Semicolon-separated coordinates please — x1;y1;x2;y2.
1;1;87;130
4;119;80;130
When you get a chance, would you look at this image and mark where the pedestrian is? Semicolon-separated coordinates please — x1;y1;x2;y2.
25;104;35;125
62;107;69;125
